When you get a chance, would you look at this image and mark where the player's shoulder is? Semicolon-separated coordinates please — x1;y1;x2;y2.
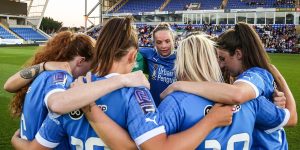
167;91;207;102
139;47;155;52
244;67;270;75
139;47;156;57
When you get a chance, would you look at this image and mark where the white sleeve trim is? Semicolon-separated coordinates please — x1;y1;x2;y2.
234;79;259;98
35;132;59;148
265;109;290;134
44;89;65;118
134;126;166;146
44;89;66;110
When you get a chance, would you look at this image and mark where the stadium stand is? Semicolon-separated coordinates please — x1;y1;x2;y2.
86;22;299;53
116;0;165;13
10;27;48;41
164;0;221;11
0;26;17;39
226;0;295;9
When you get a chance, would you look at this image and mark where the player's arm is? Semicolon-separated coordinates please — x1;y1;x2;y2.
47;71;150;114
3;61;69;93
139;103;233;150
11;129;50;150
160;81;256;105
83;103;138;150
85;100;233;150
254;96;294;134
270;65;297;126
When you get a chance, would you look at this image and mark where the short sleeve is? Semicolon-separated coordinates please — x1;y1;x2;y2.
126;87;166;146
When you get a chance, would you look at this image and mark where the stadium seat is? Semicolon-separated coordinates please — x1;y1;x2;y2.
226;0;295;9
117;0;165;13
10;27;48;41
0;26;17;39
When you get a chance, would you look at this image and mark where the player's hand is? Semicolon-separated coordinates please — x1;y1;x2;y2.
160;81;181;99
70;76;85;88
120;71;150;89
207;103;234;127
82;102;98;122
71;71;92;88
273;89;286;108
81;72;95;113
12;129;20;138
44;61;70;72
11;129;21;146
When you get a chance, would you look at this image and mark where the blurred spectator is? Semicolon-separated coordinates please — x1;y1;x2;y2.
86;23;298;53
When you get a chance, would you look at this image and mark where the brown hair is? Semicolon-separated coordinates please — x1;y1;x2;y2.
152;22;173;40
10;31;95;117
217;22;284;89
92;17;138;76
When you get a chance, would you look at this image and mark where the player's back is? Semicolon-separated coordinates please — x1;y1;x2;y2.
41;74;162;150
159;91;288;150
21;70;72;140
58;76;133;149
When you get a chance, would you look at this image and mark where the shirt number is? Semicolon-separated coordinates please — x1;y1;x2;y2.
71;136;110;150
205;133;250;150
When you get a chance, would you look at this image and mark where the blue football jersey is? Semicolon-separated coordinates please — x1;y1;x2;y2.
159;91;290;150
139;47;177;106
20;70;73;149
36;73;165;149
234;67;288;149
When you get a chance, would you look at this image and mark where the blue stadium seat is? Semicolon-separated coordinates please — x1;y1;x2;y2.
0;26;17;39
117;0;165;13
10;27;48;41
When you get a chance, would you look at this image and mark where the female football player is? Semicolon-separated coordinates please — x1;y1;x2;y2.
138;23;177;106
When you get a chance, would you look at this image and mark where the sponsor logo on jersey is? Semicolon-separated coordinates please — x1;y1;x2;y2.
50;117;60;125
69;109;84;120
151;64;158;80
145;116;158;125
134;88;156;114
233;105;241;113
98;105;108;112
204;105;213;116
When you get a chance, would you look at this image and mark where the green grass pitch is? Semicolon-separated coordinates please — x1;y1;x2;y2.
0;46;299;149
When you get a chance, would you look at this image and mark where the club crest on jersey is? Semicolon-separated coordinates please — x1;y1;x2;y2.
204;105;213;116
53;72;67;85
134;89;156;114
232;105;241;113
69;109;84;120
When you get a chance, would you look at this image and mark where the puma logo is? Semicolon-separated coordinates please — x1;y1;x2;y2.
145;116;158;125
